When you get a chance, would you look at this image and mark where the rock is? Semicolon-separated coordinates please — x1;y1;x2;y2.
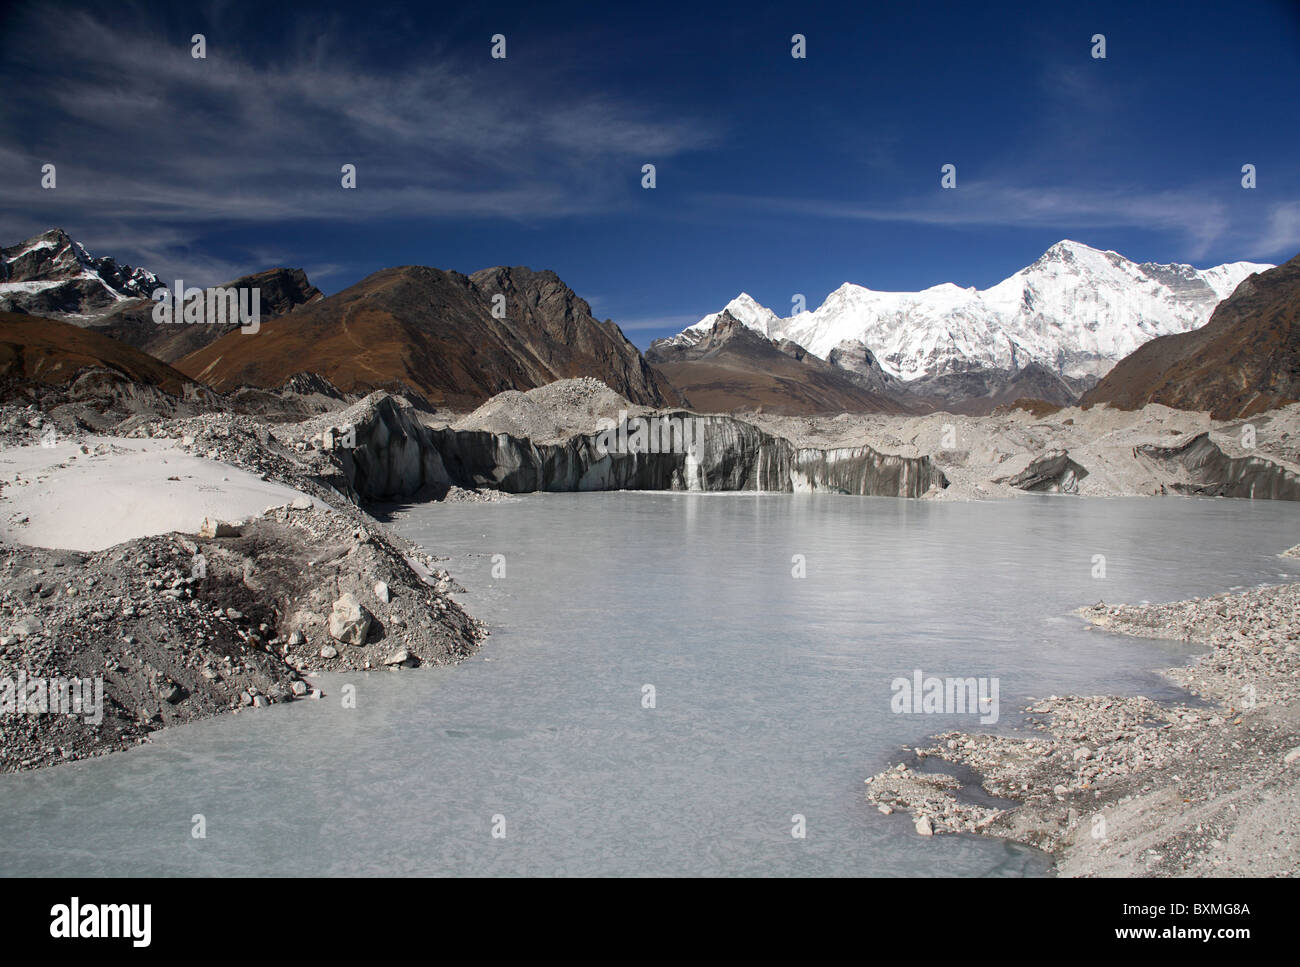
328;593;371;645
159;682;184;704
1284;747;1300;766
383;648;410;666
199;518;241;538
291;496;313;510
11;618;41;638
252;694;269;708
319;644;338;660
288;630;305;646
290;681;308;697
374;581;390;603
915;817;934;837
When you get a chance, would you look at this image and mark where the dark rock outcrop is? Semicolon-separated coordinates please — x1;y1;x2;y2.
1135;432;1300;500
333;395;947;501
996;449;1089;494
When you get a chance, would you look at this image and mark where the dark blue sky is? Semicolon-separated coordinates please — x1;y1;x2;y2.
2;0;1298;345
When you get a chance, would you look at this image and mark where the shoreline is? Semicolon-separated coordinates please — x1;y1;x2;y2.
865;550;1300;877
0;425;489;773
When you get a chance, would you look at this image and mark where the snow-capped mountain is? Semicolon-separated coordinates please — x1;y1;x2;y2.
0;228;162;319
664;241;1273;380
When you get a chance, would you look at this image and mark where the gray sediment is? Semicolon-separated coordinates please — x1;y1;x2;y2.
864;574;1300;877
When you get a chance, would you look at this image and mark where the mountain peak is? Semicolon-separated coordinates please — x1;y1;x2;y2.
1;228;162;317
671;243;1275;382
1039;239;1112;262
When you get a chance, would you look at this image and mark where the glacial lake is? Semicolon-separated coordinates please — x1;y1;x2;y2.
2;493;1298;877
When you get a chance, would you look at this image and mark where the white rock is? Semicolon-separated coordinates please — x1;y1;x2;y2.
374;581;390;603
915;817;934;837
199;517;240;538
327;593;371;646
11;618;41;638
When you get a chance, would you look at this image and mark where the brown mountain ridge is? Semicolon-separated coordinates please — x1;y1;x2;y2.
1082;255;1300;419
0;311;195;396
176;265;683;410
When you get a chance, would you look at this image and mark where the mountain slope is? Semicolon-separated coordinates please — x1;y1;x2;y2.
0;230;323;363
176;265;681;409
0;311;194;395
0;229;162;318
91;267;323;363
663;241;1271;381
646;311;916;415
905;362;1088;416
1081;254;1300;419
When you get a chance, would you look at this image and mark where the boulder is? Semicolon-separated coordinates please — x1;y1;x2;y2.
328;593;371;646
199;517;241;538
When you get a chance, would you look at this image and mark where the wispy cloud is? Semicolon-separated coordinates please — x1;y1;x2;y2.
1254;202;1300;258
696;180;1292;263
0;8;715;284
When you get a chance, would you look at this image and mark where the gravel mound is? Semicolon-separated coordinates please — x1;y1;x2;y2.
0;502;486;772
452;377;641;443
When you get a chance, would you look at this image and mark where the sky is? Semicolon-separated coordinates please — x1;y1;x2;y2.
2;0;1298;347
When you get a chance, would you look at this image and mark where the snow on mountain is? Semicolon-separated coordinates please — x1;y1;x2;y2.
671;241;1273;380
676;291;785;343
0;228;162;318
